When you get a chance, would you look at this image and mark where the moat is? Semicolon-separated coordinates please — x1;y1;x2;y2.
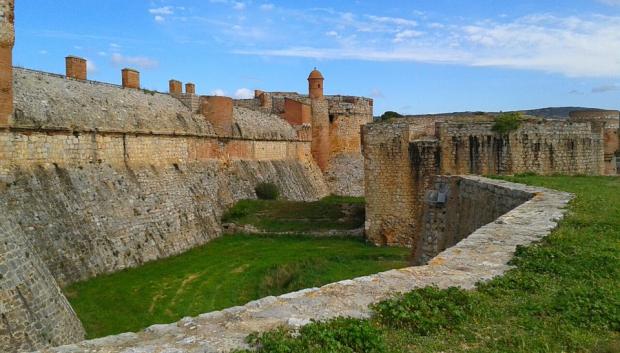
64;197;410;338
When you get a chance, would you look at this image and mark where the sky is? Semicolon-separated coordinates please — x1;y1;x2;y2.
13;0;620;115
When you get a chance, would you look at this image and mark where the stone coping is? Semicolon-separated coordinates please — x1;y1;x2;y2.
35;176;572;353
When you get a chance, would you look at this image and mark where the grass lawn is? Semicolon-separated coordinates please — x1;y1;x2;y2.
222;195;365;232
64;234;410;339
239;176;620;353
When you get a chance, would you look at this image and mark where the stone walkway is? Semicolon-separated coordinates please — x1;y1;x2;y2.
37;176;573;353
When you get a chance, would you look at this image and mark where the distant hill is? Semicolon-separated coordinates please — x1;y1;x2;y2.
376;107;613;121
516;107;605;119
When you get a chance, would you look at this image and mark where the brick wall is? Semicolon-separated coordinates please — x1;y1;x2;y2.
122;68;140;89
0;0;14;127
65;56;87;80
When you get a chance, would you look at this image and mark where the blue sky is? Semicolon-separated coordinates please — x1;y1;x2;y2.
13;0;620;115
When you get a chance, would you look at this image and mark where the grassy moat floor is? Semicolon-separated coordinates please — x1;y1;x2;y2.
65;196;409;339
236;176;620;353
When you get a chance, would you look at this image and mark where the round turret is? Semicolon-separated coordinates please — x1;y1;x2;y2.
308;68;324;99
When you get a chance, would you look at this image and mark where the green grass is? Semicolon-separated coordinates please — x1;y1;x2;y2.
239;176;620;353
222;195;365;232
65;234;409;339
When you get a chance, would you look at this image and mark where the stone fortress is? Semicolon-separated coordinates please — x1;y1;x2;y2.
0;0;373;350
363;109;619;260
0;0;618;352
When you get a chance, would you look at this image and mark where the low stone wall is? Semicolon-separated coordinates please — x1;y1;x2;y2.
419;176;532;263
33;177;572;353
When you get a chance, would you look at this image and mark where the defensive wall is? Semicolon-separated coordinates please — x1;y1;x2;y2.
362;115;613;251
29;176;573;353
1;68;330;352
0;5;359;348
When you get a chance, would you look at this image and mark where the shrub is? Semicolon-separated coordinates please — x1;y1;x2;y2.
371;286;473;335
492;112;523;135
379;111;403;121
238;318;386;353
255;182;279;200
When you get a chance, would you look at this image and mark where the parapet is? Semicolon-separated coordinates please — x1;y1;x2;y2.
122;68;140;89
65;56;87;81
200;95;233;136
281;98;311;126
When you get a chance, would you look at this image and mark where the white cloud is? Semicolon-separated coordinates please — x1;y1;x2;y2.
233;2;246;11
212;89;226;96
325;30;339;37
393;29;422;43
38;50;48;55
110;53;159;69
149;6;174;15
234;88;254;99
98;51;107;56
592;84;620;93
260;3;274;11
367;15;417;27
236;13;620;78
154;15;165;23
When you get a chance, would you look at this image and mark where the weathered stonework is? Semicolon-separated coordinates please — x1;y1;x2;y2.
419;176;532;263
569;110;620;175
1;65;333;352
30;177;572;353
363;117;605;248
234;72;374;196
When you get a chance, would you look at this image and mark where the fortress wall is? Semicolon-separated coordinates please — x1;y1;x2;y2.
0;117;326;288
1;159;327;288
1;71;330;351
363;119;604;248
0;209;85;352
0;129;312;174
438;121;604;176
419;176;532;263
324;96;373;196
362;122;433;247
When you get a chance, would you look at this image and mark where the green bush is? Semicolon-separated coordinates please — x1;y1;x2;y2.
492;112;523;134
379;111;403;121
238;318;386;353
371;286;472;335
255;182;279;200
